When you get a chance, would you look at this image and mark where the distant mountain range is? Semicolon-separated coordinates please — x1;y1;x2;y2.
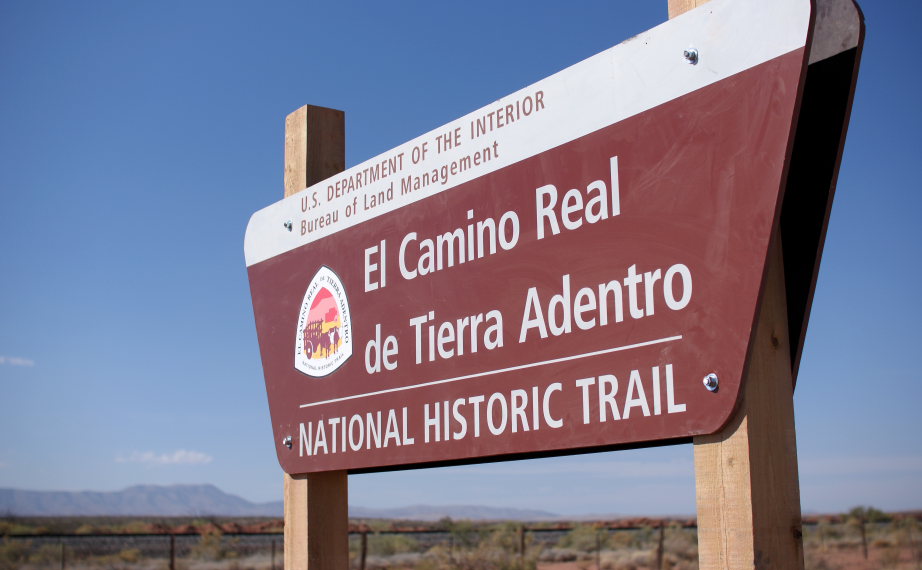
0;485;281;517
0;484;557;520
350;503;557;521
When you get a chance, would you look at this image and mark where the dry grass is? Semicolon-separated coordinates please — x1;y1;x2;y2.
3;515;921;569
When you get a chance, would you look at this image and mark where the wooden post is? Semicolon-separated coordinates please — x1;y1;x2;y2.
667;0;710;19
656;523;665;570
169;534;176;570
283;105;349;570
665;3;806;566
692;238;805;569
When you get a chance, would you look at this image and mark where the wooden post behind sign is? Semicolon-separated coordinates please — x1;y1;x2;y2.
668;2;806;569
668;0;711;19
283;105;349;570
669;4;805;568
693;239;804;568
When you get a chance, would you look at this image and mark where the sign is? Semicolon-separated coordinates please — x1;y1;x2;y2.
245;0;856;475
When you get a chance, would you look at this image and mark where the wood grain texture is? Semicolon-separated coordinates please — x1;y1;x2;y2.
668;0;712;19
283;104;349;570
669;5;804;566
284;471;349;570
284;105;345;198
693;239;805;569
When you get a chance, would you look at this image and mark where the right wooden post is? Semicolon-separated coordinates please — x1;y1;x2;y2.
668;0;710;19
668;2;806;568
693;239;804;569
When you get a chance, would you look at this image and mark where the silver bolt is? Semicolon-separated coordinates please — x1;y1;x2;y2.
683;47;699;65
283;220;293;232
703;373;719;392
282;435;293;449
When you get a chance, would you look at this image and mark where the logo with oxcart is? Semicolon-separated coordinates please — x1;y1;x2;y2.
294;266;352;377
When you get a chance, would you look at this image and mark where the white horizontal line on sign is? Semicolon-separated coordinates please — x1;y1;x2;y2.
299;335;683;409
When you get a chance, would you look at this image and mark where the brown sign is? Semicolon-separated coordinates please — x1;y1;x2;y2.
245;0;841;474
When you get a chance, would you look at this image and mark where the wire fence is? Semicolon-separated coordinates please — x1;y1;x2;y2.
1;523;689;570
1;532;281;570
2;516;921;570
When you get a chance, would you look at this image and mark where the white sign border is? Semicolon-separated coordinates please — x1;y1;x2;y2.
244;0;810;268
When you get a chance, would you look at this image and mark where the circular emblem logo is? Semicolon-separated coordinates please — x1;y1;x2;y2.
294;266;352;377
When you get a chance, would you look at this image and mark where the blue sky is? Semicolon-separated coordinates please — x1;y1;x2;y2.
1;0;919;516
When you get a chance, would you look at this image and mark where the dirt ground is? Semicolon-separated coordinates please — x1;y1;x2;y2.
537;545;921;570
808;545;920;569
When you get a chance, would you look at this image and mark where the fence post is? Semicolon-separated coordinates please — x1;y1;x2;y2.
282;105;348;570
656;523;665;570
271;539;277;570
60;542;65;570
169;534;176;570
519;525;526;561
595;529;601;570
360;532;368;570
859;518;868;560
907;521;916;569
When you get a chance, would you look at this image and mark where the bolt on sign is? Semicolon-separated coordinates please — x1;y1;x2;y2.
245;0;863;474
